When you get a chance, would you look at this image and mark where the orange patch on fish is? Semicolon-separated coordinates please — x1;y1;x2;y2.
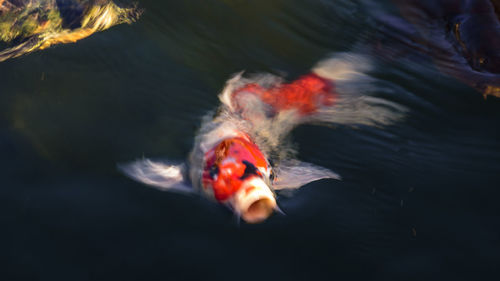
245;186;256;195
233;73;336;116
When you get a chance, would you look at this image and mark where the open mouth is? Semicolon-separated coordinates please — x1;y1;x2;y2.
242;197;276;223
231;177;277;223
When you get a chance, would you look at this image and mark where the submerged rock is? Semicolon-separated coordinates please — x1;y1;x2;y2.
0;0;141;62
392;0;500;98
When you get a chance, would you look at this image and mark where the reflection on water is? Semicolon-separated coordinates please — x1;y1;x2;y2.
1;0;499;280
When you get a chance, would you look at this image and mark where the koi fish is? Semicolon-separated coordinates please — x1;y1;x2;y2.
121;53;406;223
0;0;141;62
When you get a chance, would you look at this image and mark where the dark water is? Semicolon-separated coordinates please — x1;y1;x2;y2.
1;0;500;280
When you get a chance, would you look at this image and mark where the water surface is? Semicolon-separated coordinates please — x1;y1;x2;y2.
1;1;499;280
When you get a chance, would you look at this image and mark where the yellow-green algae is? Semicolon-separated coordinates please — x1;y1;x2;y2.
0;0;141;61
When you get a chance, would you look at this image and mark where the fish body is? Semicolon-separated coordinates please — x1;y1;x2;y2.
122;72;340;223
191;74;336;222
230;73;335;116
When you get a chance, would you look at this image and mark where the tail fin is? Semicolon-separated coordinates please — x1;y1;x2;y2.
313;52;373;82
310;53;407;126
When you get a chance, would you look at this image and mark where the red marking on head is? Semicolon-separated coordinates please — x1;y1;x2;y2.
212;161;246;201
203;136;269;201
244;185;256;195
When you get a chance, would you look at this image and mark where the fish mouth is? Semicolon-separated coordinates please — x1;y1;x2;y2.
244;197;275;223
231;177;276;223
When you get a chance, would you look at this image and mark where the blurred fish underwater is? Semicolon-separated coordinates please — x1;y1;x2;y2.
0;0;141;62
121;53;406;223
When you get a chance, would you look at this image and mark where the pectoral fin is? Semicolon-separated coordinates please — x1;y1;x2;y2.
272;160;340;190
119;159;193;193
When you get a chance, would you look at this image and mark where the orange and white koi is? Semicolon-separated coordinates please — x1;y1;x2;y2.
121;53;405;223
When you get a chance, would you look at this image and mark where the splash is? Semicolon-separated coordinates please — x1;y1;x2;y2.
0;0;142;62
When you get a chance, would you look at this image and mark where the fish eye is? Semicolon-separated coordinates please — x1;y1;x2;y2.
269;170;275;181
209;165;219;178
240;160;260;179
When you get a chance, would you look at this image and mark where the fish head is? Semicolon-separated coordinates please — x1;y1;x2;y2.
203;137;276;223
